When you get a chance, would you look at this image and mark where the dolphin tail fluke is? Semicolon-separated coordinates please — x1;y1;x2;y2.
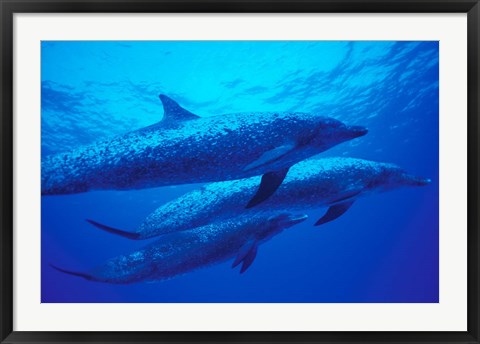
246;167;289;208
49;263;95;281
315;200;355;226
86;219;141;240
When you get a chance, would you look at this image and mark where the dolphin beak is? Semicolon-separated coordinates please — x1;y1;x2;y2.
402;173;431;187
348;125;368;138
411;176;432;186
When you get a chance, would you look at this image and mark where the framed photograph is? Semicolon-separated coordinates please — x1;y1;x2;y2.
1;1;479;343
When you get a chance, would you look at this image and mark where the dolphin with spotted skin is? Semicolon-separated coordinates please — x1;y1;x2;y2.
51;212;308;284
87;157;431;240
41;95;367;207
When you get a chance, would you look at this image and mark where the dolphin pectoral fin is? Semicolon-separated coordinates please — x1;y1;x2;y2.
246;167;290;208
159;95;199;124
232;239;256;268
86;219;141;240
240;243;258;274
232;240;259;273
315;201;355;226
50;263;94;281
243;144;296;171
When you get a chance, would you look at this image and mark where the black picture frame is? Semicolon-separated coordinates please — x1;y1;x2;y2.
1;0;479;343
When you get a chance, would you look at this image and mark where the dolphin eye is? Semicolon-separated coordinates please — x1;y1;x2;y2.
367;169;399;189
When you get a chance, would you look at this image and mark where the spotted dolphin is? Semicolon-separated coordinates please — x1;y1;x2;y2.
87;157;431;240
51;212;308;284
41;95;367;207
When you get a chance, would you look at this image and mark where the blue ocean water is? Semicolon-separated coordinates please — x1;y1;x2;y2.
41;41;439;303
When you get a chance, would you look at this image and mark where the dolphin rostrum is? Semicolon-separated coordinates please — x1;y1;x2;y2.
51;212;308;284
87;157;431;240
42;95;367;207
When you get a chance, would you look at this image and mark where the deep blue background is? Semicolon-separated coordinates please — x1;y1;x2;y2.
41;41;439;303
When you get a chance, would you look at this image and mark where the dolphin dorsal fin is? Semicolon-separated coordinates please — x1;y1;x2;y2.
159;95;199;125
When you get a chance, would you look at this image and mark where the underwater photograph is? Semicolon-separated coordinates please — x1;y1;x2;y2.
41;41;439;303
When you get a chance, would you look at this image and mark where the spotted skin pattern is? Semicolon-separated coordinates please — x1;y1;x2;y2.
41;96;366;195
131;157;430;239
53;213;308;284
